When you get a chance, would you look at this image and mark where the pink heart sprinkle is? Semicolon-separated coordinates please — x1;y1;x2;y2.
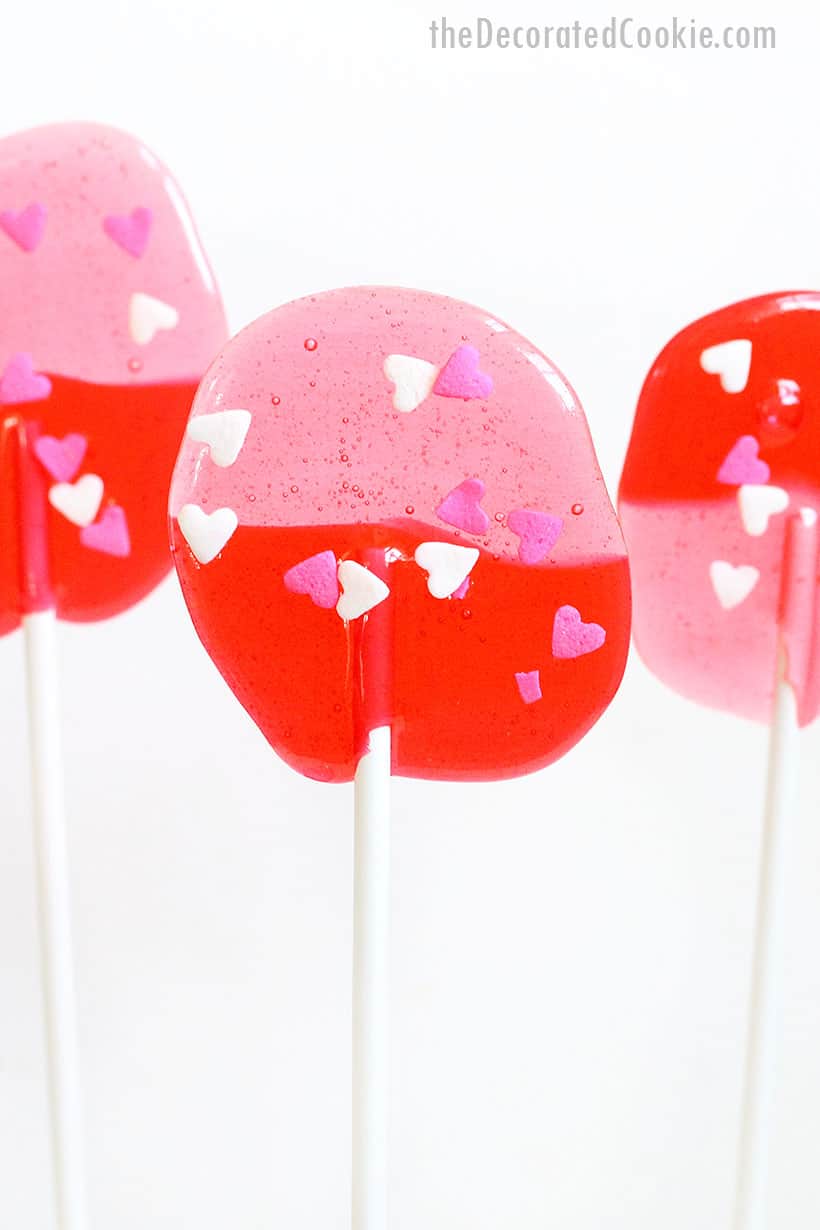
507;509;563;564
450;576;470;600
717;435;770;486
284;550;340;609
0;353;52;405
103;207;153;258
515;670;542;704
433;344;493;400
0;202;47;252
552;605;606;659
436;478;490;535
80;505;131;558
33;433;88;482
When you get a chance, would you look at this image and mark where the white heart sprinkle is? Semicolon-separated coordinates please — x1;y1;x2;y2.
710;561;760;610
186;409;252;468
336;560;390;621
48;474;104;527
129;292;180;345
700;339;752;394
800;506;818;528
177;504;238;565
383;354;438;413
414;541;480;599
738;484;789;536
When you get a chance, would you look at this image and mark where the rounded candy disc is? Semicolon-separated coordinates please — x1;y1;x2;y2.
171;286;630;782
620;291;820;725
0;122;226;631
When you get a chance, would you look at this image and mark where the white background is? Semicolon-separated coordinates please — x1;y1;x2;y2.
1;0;819;1226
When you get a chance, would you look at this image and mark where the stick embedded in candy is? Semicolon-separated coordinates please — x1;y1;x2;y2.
619;292;820;1230
0;122;226;1230
169;285;631;1228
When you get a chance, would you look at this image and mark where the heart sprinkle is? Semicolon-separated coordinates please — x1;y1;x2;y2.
0;353;52;404
103;207;153;258
336;560;390;621
552;604;606;659
700;338;753;394
383;354;439;413
737;484;789;536
34;433;88;482
0;202;47;252
48;474;104;527
507;508;563;564
717;435;769;486
709;560;760;610
187;409;252;468
433;344;493;400
80;505;131;557
177;504;239;565
515;670;542;704
283;550;340;609
436;477;490;535
129;292;179;345
414;542;480;600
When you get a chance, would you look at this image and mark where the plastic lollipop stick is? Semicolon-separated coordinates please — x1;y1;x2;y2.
733;660;796;1230
24;608;87;1230
619;294;820;1229
350;547;392;1230
169;286;630;1221
734;509;816;1230
352;725;390;1230
15;418;87;1230
0;123;226;1225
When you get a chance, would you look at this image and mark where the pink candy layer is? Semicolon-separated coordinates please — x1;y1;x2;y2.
171;286;622;564
0;123;225;384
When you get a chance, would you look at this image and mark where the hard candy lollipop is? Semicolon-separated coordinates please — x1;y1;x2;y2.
619;292;820;1230
0;122;226;1230
0;122;226;631
170;286;631;1228
171;285;630;784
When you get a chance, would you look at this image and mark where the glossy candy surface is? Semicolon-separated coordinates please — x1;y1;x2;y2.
620;292;820;725
171;287;630;782
0;123;226;633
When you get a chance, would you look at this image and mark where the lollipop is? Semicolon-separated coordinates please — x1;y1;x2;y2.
170;285;630;783
170;286;630;1226
0;122;226;629
619;292;820;1230
0;123;226;1229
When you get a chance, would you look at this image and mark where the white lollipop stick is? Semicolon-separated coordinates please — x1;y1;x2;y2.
352;725;391;1230
24;610;88;1230
732;510;815;1230
732;655;797;1230
15;419;88;1230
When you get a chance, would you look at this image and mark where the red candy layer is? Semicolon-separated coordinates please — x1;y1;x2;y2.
0;374;196;633
173;522;629;783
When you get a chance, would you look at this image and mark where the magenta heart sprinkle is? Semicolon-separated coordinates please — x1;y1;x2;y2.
34;433;88;482
552;605;606;659
433;344;493;400
103;207;153;258
0;202;47;252
717;435;770;486
0;353;52;405
80;505;131;558
283;550;340;609
507;508;563;564
436;477;490;535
